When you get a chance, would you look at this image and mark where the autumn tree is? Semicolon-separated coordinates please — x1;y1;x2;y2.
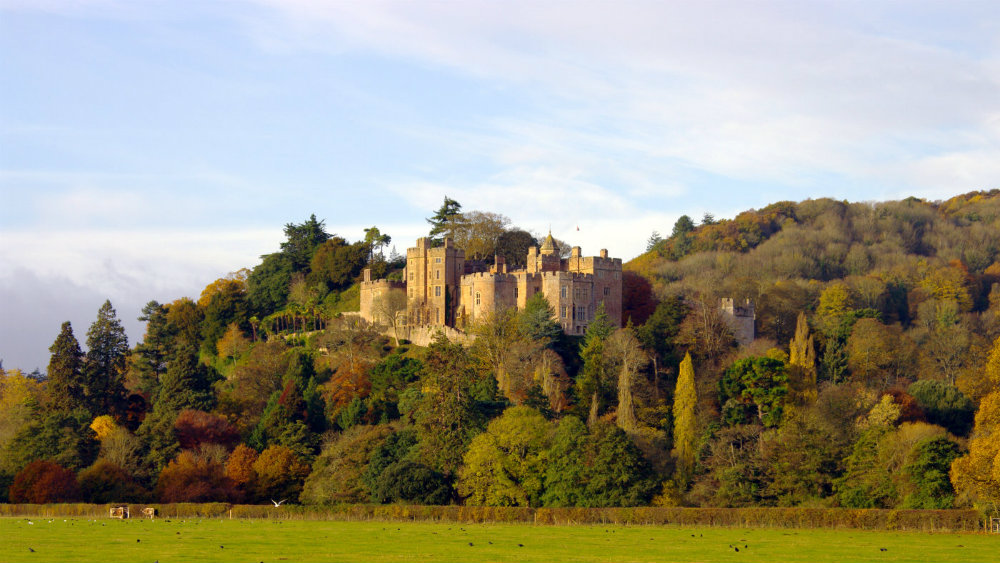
155;449;239;503
606;326;646;435
672;353;697;486
300;424;396;504
457;406;551;506
78;459;147;503
253;444;311;503
452;210;510;260
950;391;1000;508
8;460;80;503
788;312;818;404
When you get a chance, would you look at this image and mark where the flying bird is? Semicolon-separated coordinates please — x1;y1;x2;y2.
271;499;286;507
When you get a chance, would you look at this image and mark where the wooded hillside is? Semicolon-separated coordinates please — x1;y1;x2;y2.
3;192;1000;513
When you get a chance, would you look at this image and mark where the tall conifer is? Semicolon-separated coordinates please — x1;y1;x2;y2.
672;352;697;486
46;322;86;413
84;300;129;416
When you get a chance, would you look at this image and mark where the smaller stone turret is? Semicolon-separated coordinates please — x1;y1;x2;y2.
721;297;755;346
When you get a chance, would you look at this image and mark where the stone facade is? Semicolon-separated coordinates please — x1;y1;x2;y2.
359;233;623;336
720;297;755;346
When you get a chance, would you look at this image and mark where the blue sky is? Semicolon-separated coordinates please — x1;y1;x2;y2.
2;0;999;371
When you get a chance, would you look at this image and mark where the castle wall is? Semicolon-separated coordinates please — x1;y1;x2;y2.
365;235;623;338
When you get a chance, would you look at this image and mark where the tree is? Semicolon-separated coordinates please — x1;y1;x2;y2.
646;231;663;253
788;312;818;404
225;444;259;497
413;336;487;475
950;391;1000;508
253;445;311;503
200;280;250;356
83;300;129;417
300;424;396;504
901;436;961;509
155;449;239;503
46;321;86;413
78;459;147;503
139;342;216;472
174;409;240;451
8;460;80;503
672;353;697;486
908;380;975;437
427;196;463;246
309;237;368;292
719;356;789;428
607;326;646;435
457;406;551;507
280;214;331;271
576;306;616;424
452;210;510;260
0;368;42;452
371;288;408;346
496;229;537;268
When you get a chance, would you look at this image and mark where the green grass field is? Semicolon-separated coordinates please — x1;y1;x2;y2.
0;517;995;563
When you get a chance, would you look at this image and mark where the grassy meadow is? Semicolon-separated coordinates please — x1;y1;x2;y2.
1;517;996;563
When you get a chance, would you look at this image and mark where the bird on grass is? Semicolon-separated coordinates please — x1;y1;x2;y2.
28;547;35;553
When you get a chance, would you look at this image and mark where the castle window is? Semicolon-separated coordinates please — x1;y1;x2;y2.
410;273;414;281
603;287;610;296
436;270;440;280
435;257;441;263
576;306;587;321
476;292;481;306
436;309;440;323
514;287;519;299
560;286;567;298
435;286;441;297
560;306;567;318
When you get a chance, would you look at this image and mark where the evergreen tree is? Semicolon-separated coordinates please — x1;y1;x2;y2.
426;196;463;246
130;301;176;396
84;300;129;417
672;352;697;486
46;321;86;413
139;342;215;472
576;305;615;424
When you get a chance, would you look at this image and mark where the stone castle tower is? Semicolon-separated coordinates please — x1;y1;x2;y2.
720;297;755;346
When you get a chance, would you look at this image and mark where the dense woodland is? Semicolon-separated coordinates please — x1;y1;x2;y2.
4;192;1000;514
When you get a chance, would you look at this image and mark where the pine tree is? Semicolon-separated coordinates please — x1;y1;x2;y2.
84;300;129;417
672;352;697;486
788;311;817;404
426;196;463;246
46;322;86;413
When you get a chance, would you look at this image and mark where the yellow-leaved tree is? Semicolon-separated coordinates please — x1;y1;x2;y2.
672;353;697;487
950;391;1000;509
788;312;817;404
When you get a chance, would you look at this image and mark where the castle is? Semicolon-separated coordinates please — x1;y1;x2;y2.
359;233;623;336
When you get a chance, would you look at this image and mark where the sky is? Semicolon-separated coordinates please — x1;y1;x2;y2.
1;0;999;371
